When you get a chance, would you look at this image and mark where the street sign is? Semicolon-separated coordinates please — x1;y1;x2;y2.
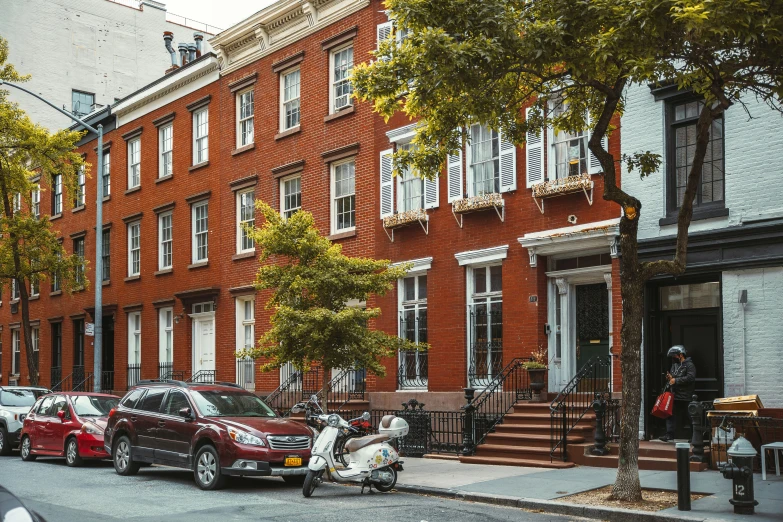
85;322;95;336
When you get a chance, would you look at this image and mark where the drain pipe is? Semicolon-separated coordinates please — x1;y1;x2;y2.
193;32;204;58
178;43;189;66
739;290;748;395
163;31;177;69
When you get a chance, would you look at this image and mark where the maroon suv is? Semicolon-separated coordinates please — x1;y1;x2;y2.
104;380;313;490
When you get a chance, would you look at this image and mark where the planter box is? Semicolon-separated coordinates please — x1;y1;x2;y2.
452;193;504;214
383;208;428;229
532;173;592;199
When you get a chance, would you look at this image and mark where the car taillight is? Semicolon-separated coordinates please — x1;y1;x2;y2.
108;408;116;418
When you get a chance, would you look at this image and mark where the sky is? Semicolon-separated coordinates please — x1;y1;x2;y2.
163;0;277;34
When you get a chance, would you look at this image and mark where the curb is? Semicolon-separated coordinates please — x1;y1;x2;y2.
392;483;709;522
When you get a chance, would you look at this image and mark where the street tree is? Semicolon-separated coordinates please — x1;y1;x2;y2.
0;36;86;386
353;0;783;501
239;201;419;393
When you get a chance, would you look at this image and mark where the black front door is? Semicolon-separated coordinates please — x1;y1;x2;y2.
102;317;115;391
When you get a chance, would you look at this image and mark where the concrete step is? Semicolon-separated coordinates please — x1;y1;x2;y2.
578;453;710;472
494;423;593;435
459;455;575;469
484;432;585;448
502;413;596;427
474;444;555;460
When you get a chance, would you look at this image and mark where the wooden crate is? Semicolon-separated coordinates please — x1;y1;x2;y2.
714;395;764;411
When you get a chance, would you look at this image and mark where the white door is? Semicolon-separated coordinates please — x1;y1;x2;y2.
192;314;215;374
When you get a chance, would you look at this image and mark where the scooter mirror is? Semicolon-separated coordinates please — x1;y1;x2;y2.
291;405;303;414
362;411;371;421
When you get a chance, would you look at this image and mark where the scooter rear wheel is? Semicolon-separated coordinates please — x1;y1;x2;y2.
374;467;397;492
302;469;322;497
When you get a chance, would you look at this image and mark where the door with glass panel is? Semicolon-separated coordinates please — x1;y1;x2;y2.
468;265;502;387
399;274;428;389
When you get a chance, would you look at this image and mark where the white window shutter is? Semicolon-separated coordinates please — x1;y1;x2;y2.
525;107;545;187
380;149;394;218
587;112;608;175
424;173;439;209
447;149;463;202
377;22;393;49
498;130;517;192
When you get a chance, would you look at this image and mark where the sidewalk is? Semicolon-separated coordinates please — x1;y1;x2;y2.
393;458;783;522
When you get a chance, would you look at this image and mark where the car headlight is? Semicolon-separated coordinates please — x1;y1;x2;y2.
227;427;266;447
81;423;104;436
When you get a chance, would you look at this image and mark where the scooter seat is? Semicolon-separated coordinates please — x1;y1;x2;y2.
344;434;390;453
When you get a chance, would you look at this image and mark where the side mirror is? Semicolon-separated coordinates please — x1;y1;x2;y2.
178;407;193;420
362;411;371;421
56;410;66;421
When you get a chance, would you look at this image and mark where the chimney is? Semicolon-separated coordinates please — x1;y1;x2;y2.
187;43;197;63
178;43;189;66
163;31;178;73
193;33;204;58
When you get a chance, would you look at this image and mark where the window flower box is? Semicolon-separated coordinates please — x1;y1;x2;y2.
382;208;428;241
532;173;594;214
453;193;504;214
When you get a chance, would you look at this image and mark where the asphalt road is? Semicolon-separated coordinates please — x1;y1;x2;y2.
0;455;585;522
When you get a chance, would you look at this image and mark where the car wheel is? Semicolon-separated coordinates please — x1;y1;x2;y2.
282;474;306;486
302;469;322;498
113;436;141;476
20;436;36;462
65;437;84;467
0;426;10;456
373;467;397;492
194;445;225;490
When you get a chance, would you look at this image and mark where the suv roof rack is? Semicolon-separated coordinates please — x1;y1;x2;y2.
216;382;243;389
135;379;189;387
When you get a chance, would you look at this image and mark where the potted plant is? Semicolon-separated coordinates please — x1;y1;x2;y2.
523;346;548;402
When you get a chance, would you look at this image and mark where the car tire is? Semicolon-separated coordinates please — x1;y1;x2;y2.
113;436;141;476
65;437;84;467
373;467;397;492
302;469;322;498
20;436;36;462
194;445;226;491
282;474;306;486
0;426;10;456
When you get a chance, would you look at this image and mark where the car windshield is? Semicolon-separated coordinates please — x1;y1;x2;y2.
0;390;39;407
71;396;119;417
190;390;277;418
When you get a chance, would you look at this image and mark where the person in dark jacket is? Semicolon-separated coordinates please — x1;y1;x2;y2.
659;345;696;442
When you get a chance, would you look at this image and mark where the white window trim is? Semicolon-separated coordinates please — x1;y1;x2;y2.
465;263;503;388
193;108;209;165
31;186;40;218
235;297;255;351
158;211;173;270
280;174;302;219
128;312;141;365
11;329;20;375
236;189;255;254
236;88;254;148
397;271;428;390
390;257;433;273
455;245;509;267
159;307;173;365
158;124;173;179
127;138;141;189
279;68;301;132
330;158;356;235
103;150;111;196
192;201;209;263
127;221;141;277
53;174;63;215
329;43;354;114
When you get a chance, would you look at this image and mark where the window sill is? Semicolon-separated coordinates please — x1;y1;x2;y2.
124;275;141;282
189;161;210;172
50;290;62;297
232;143;255;156
188;261;209;270
232;251;256;261
103;195;111;203
125;186;141;196
73;286;86;293
29;295;39;301
155;268;173;276
102;280;110;286
49;213;62;221
275;126;301;141
155;174;174;184
658;206;729;226
72;205;85;214
328;229;356;241
324;105;355;123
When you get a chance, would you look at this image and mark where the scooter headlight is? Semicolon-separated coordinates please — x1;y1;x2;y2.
327;414;340;427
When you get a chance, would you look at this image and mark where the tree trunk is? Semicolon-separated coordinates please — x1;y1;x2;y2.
322;365;331;412
19;280;38;386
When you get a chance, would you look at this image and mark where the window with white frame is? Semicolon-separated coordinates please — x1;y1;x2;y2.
102;228;110;282
192;201;209;263
30;276;39;297
128;221;141;277
11;329;20;375
237;89;254;147
51;257;61;293
128;138;141;189
237;189;255;253
281;69;300;130
330;45;353;113
74;237;85;287
281;175;301;219
159;124;173;178
549;102;587;180
159;307;173;366
103;150;111;196
11;278;19;300
236;297;255;350
128;312;141;369
469;125;500;196
468;265;503;386
398;273;427;388
332;160;355;233
75;165;86;207
158;212;173;270
31;327;39;370
12;192;21;213
193;108;209;164
398;143;424;212
380;129;439;219
52;174;62;215
31;185;40;218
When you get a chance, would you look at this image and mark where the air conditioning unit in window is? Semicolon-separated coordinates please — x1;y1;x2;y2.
8;378;19;386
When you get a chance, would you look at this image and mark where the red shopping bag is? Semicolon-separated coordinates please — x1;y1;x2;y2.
651;390;674;419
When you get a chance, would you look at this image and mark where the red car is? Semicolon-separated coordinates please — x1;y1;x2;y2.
20;392;120;466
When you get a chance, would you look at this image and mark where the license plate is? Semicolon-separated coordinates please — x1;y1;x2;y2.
285;456;302;467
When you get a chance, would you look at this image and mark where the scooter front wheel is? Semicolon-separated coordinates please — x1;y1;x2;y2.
374;466;397;492
302;469;322;497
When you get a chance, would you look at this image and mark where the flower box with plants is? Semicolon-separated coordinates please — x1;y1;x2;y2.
452;192;504;214
532;173;592;199
382;208;428;229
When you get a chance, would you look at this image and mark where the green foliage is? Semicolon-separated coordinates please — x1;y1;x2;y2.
521;361;547;370
239;202;420;378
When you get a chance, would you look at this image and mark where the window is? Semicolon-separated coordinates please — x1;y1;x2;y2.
75;166;86;207
237;190;255;253
128;311;141;368
236;298;255;350
667;98;725;210
101;229;110;282
11;329;20;375
127;138;141;189
281;70;300;130
102;150;111;196
159;307;173;366
12;192;21;213
159;124;173;178
330;45;353;113
31;327;39;371
549;102;588;180
128;221;141;277
71;90;95;118
163;390;190;416
139;387;166;413
31;185;40;218
51;323;62;369
469;125;500;196
74;237;85;287
193;108;209;164
120;388;144;409
73;319;85;368
281;176;301;219
30;276;39;297
51;256;61;293
237;89;254;147
468;265;503;386
332;160;355;233
52;174;62;215
158;212;173;270
399;274;428;388
11;278;19;300
398;143;424;212
192;201;208;263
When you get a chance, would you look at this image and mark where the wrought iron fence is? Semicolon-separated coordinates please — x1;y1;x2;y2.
102;371;115;392
126;364;141;389
50;366;62;391
73;371;93;392
325;367;366;411
72;365;86;391
709;415;783;472
398;313;428;390
158;362;185;381
187;370;217;384
468;307;503;387
236;358;255;391
264;367;323;417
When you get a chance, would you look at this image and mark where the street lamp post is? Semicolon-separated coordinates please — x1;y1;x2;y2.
1;79;105;393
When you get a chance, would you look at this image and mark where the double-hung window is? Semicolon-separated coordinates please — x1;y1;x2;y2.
468;265;503;387
331;160;355;233
11;329;20;375
128;138;141;189
158;212;173;270
31;185;40;218
75;166;86;207
192;201;209;263
12;192;21;213
102;229;110;282
159;124;173;178
159;307;173;367
398;143;424;212
281;176;301;219
469;125;500;196
128;221;141;277
31;327;39;370
11;279;19;300
30;276;39;297
193;108;209;164
237;89;254;147
237;190;255;253
52;174;62;215
281;69;300;130
72;90;95;118
128;312;141;386
102;150;111;196
51;256;61;293
330;45;353;113
399;273;428;389
549;102;588;180
74;237;85;287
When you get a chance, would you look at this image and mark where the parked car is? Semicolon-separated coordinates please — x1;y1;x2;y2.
19;392;120;466
105;380;314;490
0;484;47;522
0;386;50;456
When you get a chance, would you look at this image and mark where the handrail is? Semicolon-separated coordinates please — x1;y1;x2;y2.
470;358;532;447
263;369;304;414
550;354;613;461
324;367;366;412
73;372;94;392
51;372;72;392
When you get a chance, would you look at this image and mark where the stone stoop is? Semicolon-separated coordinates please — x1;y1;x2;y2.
569;440;711;472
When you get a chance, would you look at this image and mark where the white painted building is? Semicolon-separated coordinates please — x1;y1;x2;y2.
0;0;216;131
622;82;783;435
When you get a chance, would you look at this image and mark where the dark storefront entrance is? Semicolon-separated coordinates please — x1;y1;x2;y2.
645;278;724;438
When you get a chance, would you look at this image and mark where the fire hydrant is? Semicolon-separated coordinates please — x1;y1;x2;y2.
719;436;759;515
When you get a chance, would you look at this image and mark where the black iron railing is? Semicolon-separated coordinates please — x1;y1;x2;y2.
72;365;86;390
158;362;185;381
102;371;115;392
710;415;783;472
263;367;324;417
73;371;93;392
468;308;503;387
236;358;255;390
52;372;71;392
550;354;613;461
324;367;367;411
187;370;217;384
50;366;63;391
126;364;141;389
398;349;428;389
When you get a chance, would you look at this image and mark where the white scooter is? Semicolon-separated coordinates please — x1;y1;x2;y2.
300;409;409;497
